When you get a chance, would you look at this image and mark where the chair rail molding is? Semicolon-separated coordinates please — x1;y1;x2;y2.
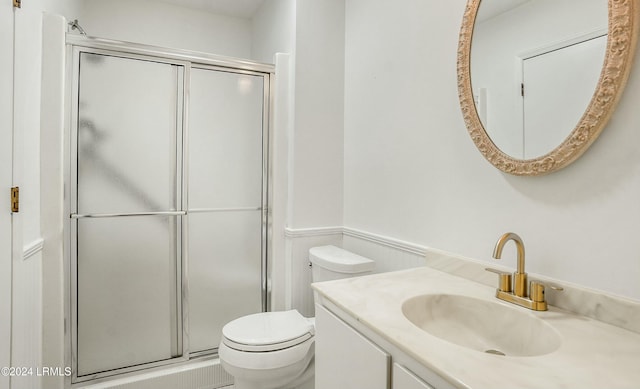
23;237;44;260
284;226;428;257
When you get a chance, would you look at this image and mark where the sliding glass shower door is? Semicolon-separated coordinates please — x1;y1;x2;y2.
70;48;270;382
74;53;184;377
188;68;265;354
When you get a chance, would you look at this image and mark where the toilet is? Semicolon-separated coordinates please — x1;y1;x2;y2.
219;245;375;389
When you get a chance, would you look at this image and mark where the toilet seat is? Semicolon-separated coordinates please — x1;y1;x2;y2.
219;336;315;375
224;332;313;352
222;310;315;352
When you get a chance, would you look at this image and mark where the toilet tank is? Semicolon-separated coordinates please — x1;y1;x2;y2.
309;245;375;283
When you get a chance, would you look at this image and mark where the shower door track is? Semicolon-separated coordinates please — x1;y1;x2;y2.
64;36;274;386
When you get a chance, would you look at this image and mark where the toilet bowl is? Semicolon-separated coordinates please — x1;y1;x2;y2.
219;245;375;389
219;310;315;389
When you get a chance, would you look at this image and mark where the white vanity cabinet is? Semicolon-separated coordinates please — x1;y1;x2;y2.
393;363;434;389
315;303;447;389
315;304;390;388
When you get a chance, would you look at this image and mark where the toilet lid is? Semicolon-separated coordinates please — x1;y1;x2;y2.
309;245;375;273
222;310;315;352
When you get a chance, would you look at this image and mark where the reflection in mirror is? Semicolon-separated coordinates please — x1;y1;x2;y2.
458;0;639;175
471;0;607;159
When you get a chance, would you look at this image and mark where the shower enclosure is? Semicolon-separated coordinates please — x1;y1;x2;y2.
65;37;273;383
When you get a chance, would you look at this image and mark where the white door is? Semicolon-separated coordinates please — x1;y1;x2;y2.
522;35;606;159
0;2;14;389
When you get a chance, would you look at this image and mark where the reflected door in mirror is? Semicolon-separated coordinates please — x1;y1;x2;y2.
470;0;607;159
522;35;606;159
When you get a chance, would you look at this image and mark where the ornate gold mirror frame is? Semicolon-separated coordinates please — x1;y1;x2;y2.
458;0;639;176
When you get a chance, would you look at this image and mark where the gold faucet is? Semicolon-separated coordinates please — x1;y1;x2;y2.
493;232;527;297
486;232;562;311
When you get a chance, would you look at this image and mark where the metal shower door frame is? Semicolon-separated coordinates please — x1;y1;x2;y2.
64;35;274;385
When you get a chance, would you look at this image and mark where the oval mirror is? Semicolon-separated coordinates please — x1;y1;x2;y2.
458;0;639;175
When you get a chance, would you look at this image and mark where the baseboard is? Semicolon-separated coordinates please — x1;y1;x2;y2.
75;358;232;389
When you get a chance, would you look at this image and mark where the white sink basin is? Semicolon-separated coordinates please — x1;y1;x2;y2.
402;294;562;357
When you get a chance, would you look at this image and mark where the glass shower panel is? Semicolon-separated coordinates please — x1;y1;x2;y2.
188;211;263;352
188;68;264;209
188;68;265;353
77;53;180;214
76;215;180;376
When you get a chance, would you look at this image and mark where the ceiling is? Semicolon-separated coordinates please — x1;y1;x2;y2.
158;0;265;18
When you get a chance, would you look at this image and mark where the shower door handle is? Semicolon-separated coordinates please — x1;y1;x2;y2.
71;211;187;219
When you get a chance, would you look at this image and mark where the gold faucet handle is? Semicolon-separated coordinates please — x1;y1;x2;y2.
485;268;513;293
529;281;564;303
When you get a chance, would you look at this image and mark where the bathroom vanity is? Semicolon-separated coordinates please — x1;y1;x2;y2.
315;302;448;389
312;265;640;389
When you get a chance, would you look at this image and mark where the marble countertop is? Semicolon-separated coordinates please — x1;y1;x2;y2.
312;266;640;389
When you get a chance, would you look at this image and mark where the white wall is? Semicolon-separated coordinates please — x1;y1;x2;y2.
250;0;346;316
283;0;346;316
251;0;295;63
41;0;78;19
250;0;346;315
291;0;345;229
343;0;640;301
79;0;251;58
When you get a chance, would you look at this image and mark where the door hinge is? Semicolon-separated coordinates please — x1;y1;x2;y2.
521;83;525;97
11;187;19;213
13;0;21;8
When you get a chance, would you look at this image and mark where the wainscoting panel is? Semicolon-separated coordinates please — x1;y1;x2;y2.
342;229;427;273
285;228;343;317
285;227;430;318
11;248;43;389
